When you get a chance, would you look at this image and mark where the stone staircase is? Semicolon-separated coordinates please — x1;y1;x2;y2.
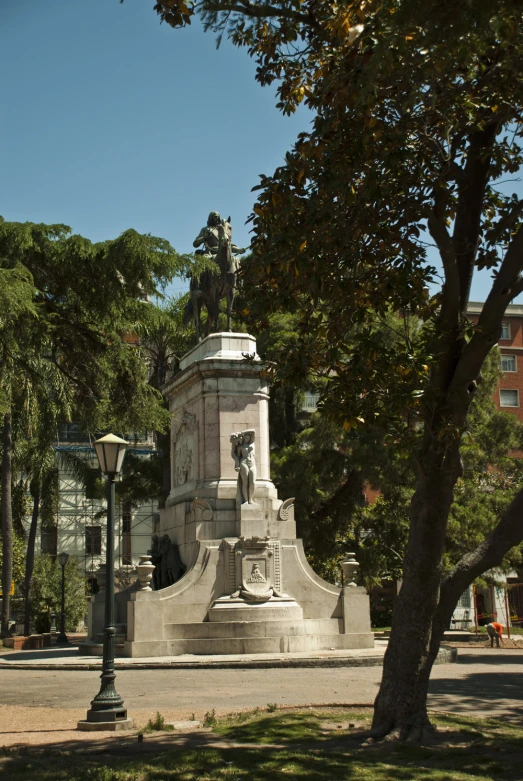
161;617;351;655
79;616;374;657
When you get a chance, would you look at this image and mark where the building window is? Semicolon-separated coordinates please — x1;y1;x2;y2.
501;355;517;372
457;589;471;609
86;526;102;555
122;503;132;566
302;392;320;412
501;322;511;340
500;389;519;408
41;529;57;556
57;422;90;443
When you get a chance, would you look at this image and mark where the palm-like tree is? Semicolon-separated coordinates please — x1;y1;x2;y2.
12;356;74;634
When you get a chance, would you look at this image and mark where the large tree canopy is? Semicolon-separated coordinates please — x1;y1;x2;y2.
152;0;523;740
0;218;187;635
0;218;187;431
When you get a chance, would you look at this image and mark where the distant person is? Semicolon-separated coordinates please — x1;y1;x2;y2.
486;621;503;647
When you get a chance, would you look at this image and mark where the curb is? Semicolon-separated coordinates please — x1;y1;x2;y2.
0;646;457;671
0;655;386;671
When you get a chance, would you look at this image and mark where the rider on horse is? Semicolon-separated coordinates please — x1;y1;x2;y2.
187;212;247;340
192;211;246;264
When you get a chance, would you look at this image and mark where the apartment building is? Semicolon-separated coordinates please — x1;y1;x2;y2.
467;302;523;420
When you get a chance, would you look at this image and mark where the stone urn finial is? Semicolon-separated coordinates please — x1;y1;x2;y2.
136;555;155;591
342;553;360;587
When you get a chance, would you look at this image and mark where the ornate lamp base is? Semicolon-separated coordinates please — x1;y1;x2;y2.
85;706;129;722
77;715;134;731
78;703;133;731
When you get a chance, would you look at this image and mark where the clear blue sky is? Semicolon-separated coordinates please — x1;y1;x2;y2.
1;0;308;295
1;0;520;302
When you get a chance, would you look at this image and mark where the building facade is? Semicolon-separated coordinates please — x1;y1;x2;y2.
28;425;158;592
467;302;523;421
450;303;523;630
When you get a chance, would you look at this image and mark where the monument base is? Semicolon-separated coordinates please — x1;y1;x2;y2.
121;536;374;658
87;333;374;659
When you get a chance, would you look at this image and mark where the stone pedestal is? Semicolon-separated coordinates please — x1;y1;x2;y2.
118;333;373;657
342;586;372;634
160;333;293;567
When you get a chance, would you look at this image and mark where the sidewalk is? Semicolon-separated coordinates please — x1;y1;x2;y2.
0;647;521;748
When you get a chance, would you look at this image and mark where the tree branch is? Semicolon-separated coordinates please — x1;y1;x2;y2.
425;209;457;285
452;122;499;313
436;484;523;626
203;0;309;23
450;223;523;395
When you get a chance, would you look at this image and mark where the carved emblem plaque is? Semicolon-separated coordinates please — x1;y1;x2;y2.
221;536;284;603
241;556;272;601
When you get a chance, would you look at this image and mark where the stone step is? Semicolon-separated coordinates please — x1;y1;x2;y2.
137;633;374;656
164;618;344;640
78;641;126;657
443;630;482;642
208;598;303;623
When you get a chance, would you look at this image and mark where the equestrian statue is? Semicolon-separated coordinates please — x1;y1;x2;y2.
185;211;247;341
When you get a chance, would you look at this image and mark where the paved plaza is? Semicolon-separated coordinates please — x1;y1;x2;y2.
0;647;522;747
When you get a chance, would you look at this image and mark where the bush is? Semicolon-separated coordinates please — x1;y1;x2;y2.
203;709;217;727
369;589;395;628
30;554;87;633
0;534;26;587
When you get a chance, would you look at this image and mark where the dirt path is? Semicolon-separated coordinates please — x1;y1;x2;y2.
0;648;521;748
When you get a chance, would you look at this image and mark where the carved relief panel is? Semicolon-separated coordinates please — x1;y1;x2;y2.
172;411;198;488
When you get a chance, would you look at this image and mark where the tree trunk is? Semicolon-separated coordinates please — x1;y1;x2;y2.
1;412;13;638
371;442;462;740
23;478;40;636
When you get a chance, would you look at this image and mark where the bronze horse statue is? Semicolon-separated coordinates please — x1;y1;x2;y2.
185;217;240;341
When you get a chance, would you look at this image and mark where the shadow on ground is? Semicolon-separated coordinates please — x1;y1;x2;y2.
0;711;521;781
0;647;81;662
454;650;523;665
429;651;523;718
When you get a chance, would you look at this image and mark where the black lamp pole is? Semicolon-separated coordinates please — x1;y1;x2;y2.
57;553;69;644
86;473;126;721
80;433;130;729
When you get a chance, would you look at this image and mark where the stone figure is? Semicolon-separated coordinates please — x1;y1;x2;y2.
184;211;247;341
148;534;185;589
230;429;257;504
193;211;246;260
247;563;266;583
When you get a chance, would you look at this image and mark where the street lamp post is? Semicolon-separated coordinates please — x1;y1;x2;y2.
56;552;69;644
78;434;132;731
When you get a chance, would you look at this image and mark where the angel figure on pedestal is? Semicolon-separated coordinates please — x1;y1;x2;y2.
230;429;256;504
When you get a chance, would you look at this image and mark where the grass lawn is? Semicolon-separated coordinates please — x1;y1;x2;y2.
1;708;522;781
